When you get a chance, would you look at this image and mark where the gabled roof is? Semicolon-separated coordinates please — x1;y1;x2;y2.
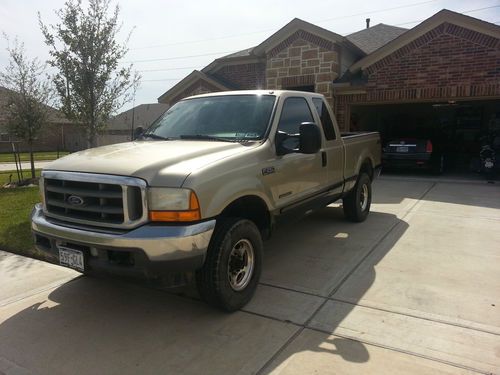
221;47;256;59
346;24;408;54
157;70;231;103
202;47;262;73
253;18;344;56
203;18;359;74
350;9;500;73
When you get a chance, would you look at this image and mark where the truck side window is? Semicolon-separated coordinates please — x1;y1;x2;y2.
312;98;336;140
278;97;314;135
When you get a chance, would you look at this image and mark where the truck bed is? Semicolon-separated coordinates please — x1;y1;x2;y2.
341;131;381;185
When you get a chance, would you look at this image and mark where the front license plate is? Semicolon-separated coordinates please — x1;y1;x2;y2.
59;246;84;271
396;146;409;153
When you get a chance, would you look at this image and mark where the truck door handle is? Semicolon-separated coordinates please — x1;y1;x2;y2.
321;151;327;167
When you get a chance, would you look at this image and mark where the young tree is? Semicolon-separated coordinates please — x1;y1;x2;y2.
39;0;140;148
0;37;53;179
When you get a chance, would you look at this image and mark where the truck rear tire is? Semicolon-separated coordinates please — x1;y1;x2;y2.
343;173;372;222
195;218;263;312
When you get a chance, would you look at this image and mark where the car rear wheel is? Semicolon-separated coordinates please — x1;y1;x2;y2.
195;218;262;312
343;173;372;222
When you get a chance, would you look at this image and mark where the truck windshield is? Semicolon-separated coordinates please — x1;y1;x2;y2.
145;95;276;141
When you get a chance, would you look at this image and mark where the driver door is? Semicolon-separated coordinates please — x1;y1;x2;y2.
269;96;327;208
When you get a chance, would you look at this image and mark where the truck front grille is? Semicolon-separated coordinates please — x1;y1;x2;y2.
41;171;147;229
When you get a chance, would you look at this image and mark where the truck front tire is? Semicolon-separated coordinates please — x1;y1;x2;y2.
195;218;263;312
343;173;372;222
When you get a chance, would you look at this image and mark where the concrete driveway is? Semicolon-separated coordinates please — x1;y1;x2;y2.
0;178;499;374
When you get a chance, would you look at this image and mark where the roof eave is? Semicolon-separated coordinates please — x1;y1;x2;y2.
253;17;346;56
157;70;230;103
202;55;264;74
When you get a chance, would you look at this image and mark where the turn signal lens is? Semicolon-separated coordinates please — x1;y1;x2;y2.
149;210;201;222
149;191;201;222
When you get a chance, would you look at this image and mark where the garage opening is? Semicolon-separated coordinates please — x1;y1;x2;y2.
350;100;500;175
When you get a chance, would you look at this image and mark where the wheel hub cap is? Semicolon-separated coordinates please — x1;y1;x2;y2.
228;239;254;291
360;184;369;211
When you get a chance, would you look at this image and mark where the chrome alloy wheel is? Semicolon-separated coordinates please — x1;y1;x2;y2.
228;239;255;291
360;183;369;212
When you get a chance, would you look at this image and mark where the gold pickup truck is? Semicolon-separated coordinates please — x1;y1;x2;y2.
31;90;381;311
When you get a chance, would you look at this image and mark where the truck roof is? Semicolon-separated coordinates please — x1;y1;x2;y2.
184;90;326;101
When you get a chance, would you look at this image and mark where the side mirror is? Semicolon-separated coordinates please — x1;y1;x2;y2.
299;122;321;154
133;126;144;140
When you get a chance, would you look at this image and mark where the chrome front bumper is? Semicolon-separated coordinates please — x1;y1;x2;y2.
31;204;215;270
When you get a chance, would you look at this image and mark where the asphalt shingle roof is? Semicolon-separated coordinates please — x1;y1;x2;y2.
346;24;408;54
220;47;255;59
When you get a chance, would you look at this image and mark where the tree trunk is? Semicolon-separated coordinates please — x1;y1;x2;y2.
87;127;97;149
29;140;36;179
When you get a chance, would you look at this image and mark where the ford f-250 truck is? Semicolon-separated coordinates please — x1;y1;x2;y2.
31;90;381;311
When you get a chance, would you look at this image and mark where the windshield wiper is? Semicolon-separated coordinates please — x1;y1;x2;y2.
142;133;175;141
179;134;234;142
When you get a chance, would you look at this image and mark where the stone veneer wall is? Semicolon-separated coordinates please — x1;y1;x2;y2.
265;32;341;120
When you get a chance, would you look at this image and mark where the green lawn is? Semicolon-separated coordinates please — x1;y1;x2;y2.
0;187;51;260
0;151;69;163
0;170;41;185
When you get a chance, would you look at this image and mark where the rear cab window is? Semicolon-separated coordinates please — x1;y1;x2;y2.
312;98;337;140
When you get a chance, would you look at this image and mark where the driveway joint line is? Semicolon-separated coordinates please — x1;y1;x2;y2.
258;282;326;299
255;326;306;375
328;297;500;337
304;325;491;375
256;183;440;374
240;308;303;328
0;275;82;308
327;182;437;299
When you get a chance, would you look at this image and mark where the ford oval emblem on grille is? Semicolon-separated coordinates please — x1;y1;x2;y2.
67;195;84;206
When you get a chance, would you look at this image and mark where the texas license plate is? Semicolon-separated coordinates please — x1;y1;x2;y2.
59;246;85;271
396;146;409;153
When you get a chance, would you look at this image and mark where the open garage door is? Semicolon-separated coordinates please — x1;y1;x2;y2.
350;100;500;174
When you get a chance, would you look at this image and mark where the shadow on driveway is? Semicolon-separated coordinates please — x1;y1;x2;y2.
0;207;408;374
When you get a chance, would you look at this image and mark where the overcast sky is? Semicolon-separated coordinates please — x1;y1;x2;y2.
0;0;498;113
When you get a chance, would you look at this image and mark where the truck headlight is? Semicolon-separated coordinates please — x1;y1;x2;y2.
147;188;201;222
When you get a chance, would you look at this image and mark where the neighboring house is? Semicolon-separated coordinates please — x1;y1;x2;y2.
0;86;84;153
98;103;169;146
158;9;500;172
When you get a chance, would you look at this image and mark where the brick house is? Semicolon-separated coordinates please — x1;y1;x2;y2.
0;86;85;153
158;18;367;118
158;9;500;170
98;103;169;146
